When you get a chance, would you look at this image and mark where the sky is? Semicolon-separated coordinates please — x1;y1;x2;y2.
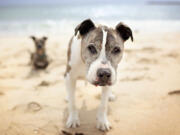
1;0;180;6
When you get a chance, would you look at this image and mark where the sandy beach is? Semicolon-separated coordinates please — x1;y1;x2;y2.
0;31;180;135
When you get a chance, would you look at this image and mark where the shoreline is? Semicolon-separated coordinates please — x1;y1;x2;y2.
0;20;180;37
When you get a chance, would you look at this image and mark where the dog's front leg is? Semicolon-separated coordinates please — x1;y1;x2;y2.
65;74;80;128
97;86;111;131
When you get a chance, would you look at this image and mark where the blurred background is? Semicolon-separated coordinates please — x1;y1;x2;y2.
0;1;180;135
0;0;180;36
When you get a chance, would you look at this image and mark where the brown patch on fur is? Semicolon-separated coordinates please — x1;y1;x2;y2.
64;65;71;77
68;37;73;62
80;25;125;70
64;37;73;77
105;27;124;69
81;27;103;66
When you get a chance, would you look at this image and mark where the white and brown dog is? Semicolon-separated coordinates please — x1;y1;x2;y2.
64;19;133;131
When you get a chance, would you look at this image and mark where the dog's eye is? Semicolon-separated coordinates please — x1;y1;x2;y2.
112;47;121;54
87;45;97;54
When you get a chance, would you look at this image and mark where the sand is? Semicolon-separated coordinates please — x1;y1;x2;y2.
0;31;180;135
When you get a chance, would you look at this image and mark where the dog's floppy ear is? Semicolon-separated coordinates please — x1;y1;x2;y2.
42;36;48;41
116;22;133;42
75;19;95;36
30;36;36;41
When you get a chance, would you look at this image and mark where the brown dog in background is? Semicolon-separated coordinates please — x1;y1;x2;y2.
30;36;49;69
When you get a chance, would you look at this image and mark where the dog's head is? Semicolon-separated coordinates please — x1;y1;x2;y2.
75;19;133;86
30;36;48;55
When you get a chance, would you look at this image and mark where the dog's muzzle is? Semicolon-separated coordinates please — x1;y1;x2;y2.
95;68;111;86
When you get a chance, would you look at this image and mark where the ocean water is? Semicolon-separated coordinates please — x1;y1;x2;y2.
0;3;180;36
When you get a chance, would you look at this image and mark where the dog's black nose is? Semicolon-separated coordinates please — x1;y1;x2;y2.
97;68;111;83
37;45;42;49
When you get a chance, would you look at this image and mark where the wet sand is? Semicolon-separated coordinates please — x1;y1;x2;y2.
0;32;180;135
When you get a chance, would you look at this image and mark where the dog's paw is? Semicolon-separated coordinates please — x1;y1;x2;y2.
97;114;111;131
66;111;80;128
108;92;116;102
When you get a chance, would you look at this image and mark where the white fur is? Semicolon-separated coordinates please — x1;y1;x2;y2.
66;30;115;131
69;34;86;78
100;28;107;59
65;33;85;128
65;73;80;128
97;86;112;131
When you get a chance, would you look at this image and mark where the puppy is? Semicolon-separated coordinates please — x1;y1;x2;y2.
30;36;49;69
64;19;133;131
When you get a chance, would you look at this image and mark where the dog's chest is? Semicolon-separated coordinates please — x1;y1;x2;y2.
32;53;48;69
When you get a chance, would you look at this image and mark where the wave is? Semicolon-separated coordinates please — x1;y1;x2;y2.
0;19;180;36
